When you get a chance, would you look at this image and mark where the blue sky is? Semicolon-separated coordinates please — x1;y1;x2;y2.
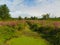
0;0;60;18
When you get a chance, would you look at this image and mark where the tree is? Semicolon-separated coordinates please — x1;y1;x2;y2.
0;4;11;20
30;16;38;20
34;16;38;20
42;13;50;19
24;17;28;20
18;16;22;20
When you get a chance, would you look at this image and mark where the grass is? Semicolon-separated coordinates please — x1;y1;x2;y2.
0;20;59;45
7;36;50;45
0;39;4;45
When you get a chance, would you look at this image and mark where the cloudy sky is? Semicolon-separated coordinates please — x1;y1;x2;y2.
0;0;60;18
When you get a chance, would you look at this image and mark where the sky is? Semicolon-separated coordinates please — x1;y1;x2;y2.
0;0;60;18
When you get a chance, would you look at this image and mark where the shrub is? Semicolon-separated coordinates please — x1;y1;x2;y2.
28;23;60;45
38;26;60;45
38;26;54;34
31;23;40;31
16;23;26;31
0;26;16;44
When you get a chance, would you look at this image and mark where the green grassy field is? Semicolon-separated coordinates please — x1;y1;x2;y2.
0;20;60;45
7;36;49;45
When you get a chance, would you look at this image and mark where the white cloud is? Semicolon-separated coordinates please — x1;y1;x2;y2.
0;0;60;18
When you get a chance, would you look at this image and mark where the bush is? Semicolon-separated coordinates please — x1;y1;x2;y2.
28;23;60;45
17;24;25;31
38;27;60;45
0;26;16;43
31;23;40;31
38;26;54;34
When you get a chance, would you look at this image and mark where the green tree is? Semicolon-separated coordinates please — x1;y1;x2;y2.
24;17;28;20
30;16;38;20
34;16;38;20
0;4;11;19
42;13;50;19
18;16;22;20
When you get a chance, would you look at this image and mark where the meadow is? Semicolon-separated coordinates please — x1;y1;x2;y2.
0;4;60;45
0;20;60;45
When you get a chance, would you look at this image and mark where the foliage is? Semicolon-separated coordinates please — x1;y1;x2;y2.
0;26;15;39
30;16;38;20
0;20;60;45
26;21;60;45
18;16;22;20
0;4;11;20
24;17;28;20
42;13;50;20
0;22;27;45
